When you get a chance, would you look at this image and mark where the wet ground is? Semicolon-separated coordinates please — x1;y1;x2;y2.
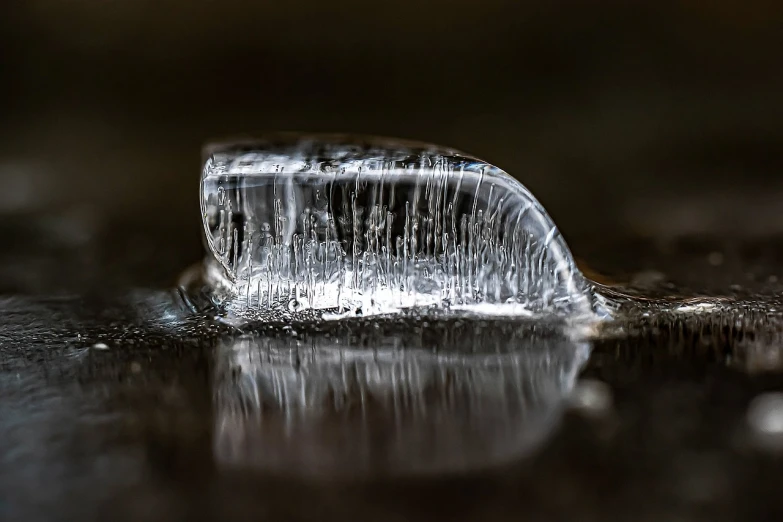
2;184;783;522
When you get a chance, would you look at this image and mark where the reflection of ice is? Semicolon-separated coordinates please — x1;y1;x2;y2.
213;320;590;476
201;134;598;320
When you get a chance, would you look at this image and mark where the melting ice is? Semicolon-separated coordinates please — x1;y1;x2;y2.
200;134;598;320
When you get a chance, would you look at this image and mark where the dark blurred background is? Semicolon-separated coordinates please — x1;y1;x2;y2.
2;1;782;289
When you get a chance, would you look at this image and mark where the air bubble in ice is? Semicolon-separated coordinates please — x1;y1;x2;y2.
287;298;306;313
200;134;597;320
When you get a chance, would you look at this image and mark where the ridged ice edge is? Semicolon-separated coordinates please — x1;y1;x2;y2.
197;134;613;325
195;255;609;331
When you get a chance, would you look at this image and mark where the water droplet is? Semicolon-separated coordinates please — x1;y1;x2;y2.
200;134;601;321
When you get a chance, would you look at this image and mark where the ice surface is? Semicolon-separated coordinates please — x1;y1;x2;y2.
201;134;595;319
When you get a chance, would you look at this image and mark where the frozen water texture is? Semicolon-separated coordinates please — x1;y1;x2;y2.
201;134;595;319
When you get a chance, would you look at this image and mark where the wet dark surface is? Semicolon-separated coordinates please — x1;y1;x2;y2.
3;233;783;522
4;2;783;520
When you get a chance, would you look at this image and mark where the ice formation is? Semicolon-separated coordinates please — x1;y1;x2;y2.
201;134;595;319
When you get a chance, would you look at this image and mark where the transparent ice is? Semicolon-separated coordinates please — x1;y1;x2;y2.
201;134;596;319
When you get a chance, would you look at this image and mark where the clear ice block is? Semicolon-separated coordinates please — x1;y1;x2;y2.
201;134;594;319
